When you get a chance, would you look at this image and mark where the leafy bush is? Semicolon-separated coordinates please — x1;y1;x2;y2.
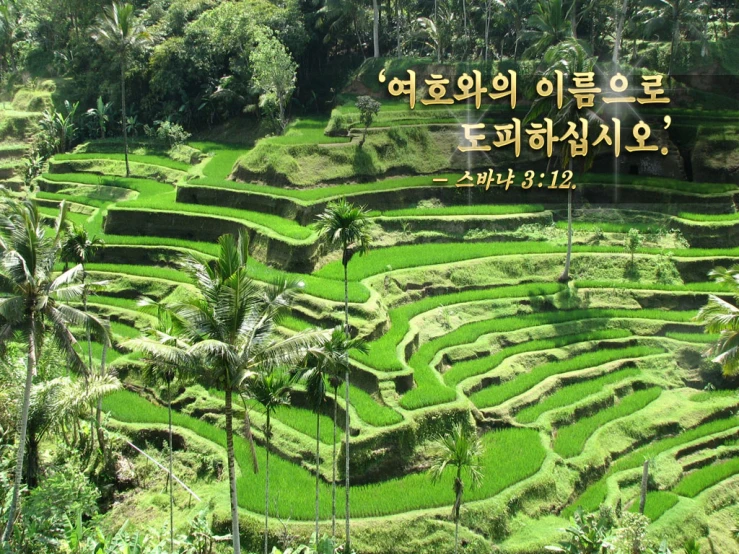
145;120;191;147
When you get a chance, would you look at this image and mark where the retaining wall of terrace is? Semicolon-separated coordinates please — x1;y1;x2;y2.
104;208;320;272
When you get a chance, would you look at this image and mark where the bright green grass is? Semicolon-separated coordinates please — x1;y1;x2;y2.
563;417;739;516
553;387;662;458
189;173;462;203
36;191;109;209
444;327;632;388
112;201;314;241
576;280;732;293
673;457;739;497
471;346;665;409
339;384;404;427
103;390;545;518
515;367;642;424
261;118;349;146
353;283;561;372
316;242;739;282
208;387;337;445
666;332;721;343
84;264;191;284
110;321;140;339
381;204;547;217
628;491;679;521
102;235;221;257
690;390;738;402
53;152;191;171
678;212;739;222
41;173;173;198
197;146;245;180
401;328;633;411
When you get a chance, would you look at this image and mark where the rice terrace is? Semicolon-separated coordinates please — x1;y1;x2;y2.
0;1;738;553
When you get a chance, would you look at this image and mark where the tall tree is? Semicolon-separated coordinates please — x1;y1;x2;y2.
242;368;297;554
174;231;325;554
123;303;193;554
427;423;483;554
372;0;380;57
301;327;367;542
695;266;739;377
314;198;372;553
523;0;572;58
250;28;298;134
91;2;152;178
0;200;107;542
525;39;599;282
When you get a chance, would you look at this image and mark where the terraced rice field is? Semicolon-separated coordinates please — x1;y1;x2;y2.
33;107;739;551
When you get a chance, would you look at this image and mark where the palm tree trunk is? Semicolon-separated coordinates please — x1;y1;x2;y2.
455;516;460;554
120;57;130;178
570;0;577;37
2;320;37;543
559;162;574;282
612;0;630;65
224;387;242;554
95;340;107;456
264;412;271;554
342;259;351;552
315;413;320;547
372;0;380;58
484;0;491;62
332;386;337;538
435;0;440;62
168;380;174;554
668;19;680;76
344;374;350;553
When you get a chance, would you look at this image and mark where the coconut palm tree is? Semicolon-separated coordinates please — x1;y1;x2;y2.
525;39;599;282
314;198;372;552
173;231;326;554
242;367;297;554
300;327;367;542
122;302;193;554
523;0;572;59
427;423;483;554
25;372;120;488
91;2;152;178
695;266;739;377
0;199;109;543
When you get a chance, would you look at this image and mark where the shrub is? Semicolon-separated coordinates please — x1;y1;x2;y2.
145;120;191;147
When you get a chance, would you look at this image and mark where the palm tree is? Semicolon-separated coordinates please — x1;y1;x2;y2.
173;231;326;554
695;266;739;377
0;199;108;542
122;303;193;554
639;0;706;76
61;224;107;455
300;327;367;542
25;373;120;488
314;198;372;552
91;2;152;178
524;39;599;282
242;368;297;554
427;423;483;554
523;0;572;58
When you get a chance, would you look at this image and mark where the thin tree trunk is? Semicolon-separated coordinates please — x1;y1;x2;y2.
354;17;365;60
612;0;630;65
455;516;459;554
95;340;108;457
332;386;337;538
559;161;573;282
343;259;351;552
120;57;130;177
668;19;680;76
315;413;320;547
373;0;380;58
396;0;401;57
571;0;577;37
225;387;242;554
484;1;491;62
435;0;440;62
2;319;36;543
639;460;649;514
264;412;271;554
168;380;174;554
